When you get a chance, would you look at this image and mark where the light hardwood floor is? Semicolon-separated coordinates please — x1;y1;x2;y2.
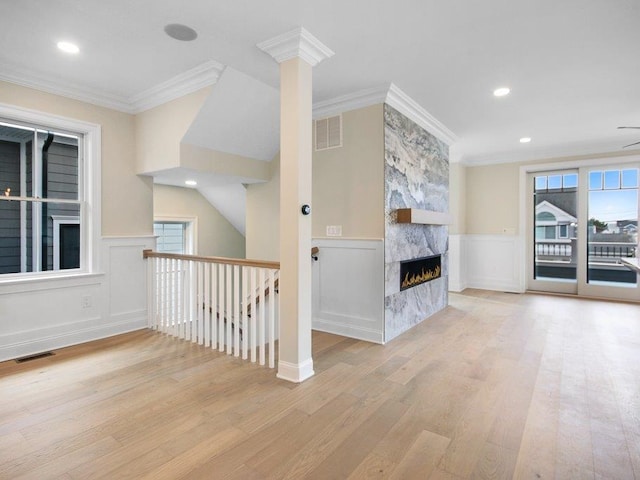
1;290;639;479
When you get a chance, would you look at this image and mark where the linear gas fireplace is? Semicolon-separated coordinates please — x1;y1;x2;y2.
400;254;442;291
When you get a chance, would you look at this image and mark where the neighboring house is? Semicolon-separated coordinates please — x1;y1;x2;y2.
535;200;577;241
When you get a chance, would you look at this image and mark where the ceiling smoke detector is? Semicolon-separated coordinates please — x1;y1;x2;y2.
164;24;198;42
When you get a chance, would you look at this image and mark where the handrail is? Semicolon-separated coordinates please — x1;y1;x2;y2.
143;249;280;270
143;247;321;269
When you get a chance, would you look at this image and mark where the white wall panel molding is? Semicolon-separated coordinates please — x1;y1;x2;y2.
0;235;154;362
448;234;468;292
311;238;384;344
102;237;155;319
464;234;524;293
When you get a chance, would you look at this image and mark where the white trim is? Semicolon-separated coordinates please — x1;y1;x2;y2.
52;215;80;270
312;320;384;344
129;61;224;113
276;358;315;383
257;27;335;66
312;238;384;343
386;84;457;146
311;83;457;146
448;234;468;292
0;312;146;363
0;63;133;113
465;234;523;293
520;155;640;300
462;144;640;167
313;85;389;119
0;60;224;114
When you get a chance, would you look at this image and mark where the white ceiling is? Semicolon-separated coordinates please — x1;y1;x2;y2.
1;0;639;164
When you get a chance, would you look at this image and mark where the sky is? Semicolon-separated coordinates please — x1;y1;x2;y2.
589;190;638;222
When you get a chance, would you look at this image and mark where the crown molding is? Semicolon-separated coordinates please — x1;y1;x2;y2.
312;83;457;147
313;85;389;119
257;27;334;66
0;60;224;115
129;60;225;113
0;63;134;113
385;84;457;147
460;141;640;166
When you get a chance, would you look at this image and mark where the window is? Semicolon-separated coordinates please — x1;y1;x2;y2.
536;212;556;222
0;105;100;279
153;218;196;254
535;173;578;192
558;224;569;238
536;225;557;239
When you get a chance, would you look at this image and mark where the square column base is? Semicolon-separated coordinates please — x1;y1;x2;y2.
276;358;315;383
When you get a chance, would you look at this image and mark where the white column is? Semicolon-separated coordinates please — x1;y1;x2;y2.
258;27;334;383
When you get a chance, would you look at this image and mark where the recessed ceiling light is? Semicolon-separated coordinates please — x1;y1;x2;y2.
185;179;197;186
493;87;510;97
164;24;198;42
57;41;79;54
520;137;532;143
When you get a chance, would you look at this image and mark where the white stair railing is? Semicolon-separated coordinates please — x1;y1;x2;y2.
143;250;280;368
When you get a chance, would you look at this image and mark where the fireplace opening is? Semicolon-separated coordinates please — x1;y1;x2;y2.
400;254;442;291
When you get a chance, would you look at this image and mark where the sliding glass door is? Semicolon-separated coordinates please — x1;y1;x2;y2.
529;169;579;294
528;162;639;300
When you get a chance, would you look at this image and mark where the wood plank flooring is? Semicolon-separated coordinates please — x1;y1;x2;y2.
1;289;639;479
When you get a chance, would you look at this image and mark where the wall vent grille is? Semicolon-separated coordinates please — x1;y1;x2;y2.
315;115;342;151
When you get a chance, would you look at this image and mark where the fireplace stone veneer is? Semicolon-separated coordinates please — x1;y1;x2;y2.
384;104;449;342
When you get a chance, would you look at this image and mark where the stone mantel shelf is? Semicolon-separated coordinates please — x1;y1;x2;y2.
396;208;451;225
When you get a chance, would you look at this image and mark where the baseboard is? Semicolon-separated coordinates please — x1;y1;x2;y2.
312;318;384;344
0;313;147;363
276;358;315;383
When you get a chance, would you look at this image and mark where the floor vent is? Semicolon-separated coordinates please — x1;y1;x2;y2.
15;351;55;363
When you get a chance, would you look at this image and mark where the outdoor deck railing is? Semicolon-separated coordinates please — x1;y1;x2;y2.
535;240;636;261
143;250;280;368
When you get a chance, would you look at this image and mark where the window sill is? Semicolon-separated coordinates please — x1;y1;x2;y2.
0;271;106;293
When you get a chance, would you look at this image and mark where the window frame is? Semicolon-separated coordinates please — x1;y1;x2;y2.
0;103;101;283
153;216;197;255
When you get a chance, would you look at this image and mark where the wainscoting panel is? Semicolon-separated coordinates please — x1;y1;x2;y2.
464;234;524;293
448;234;467;292
104;237;151;318
0;235;154;362
312;239;384;344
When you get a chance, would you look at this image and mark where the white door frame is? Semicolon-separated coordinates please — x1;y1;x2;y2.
519;154;640;301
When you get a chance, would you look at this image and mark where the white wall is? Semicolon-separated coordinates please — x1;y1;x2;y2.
312;239;384;343
0;236;154;362
154;184;246;258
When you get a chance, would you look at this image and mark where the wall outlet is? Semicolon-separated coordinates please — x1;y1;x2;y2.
81;295;92;308
326;225;342;237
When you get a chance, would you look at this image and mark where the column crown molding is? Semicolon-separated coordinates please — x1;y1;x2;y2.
257;27;334;66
